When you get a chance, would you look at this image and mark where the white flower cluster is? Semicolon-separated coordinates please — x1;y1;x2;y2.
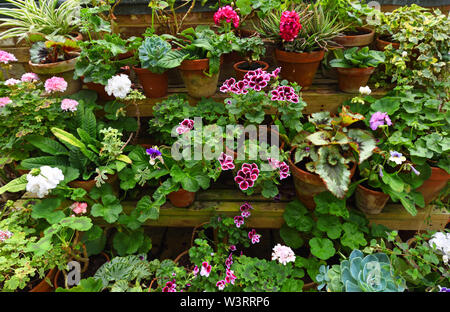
105;74;132;99
359;86;372;95
271;243;296;265
429;232;450;264
26;166;64;198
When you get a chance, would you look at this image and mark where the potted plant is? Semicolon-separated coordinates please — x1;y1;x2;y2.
28;36;81;95
288;107;376;209
160;26;232;98
134;35;177;98
319;0;376;48
19;104;132;192
256;3;346;90
329;46;385;93
232;36;267;81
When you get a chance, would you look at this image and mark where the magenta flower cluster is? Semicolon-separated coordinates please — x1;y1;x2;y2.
271;85;300;103
280;10;302;42
218;152;235;170
248;229;261;244
0;230;12;242
216;268;237;290
176;119;194;134
220;68;281;95
213;5;240;28
240;202;253;218
162;279;177;292
234;163;259;191
0;50;17;64
268;158;291;180
369;112;392;130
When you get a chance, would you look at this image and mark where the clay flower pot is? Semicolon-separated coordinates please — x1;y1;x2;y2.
133;67;168;98
333;27;375;48
335;67;375;93
28;53;81;96
29;268;57;292
178;58;219;98
233;60;269;81
82;79;115;101
275;49;325;90
355;184;390;214
68;174;118;193
375;36;400;51
167;189;196;208
287;148;356;209
416;166;450;205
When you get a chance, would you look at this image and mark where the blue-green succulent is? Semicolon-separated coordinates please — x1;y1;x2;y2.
316;250;406;292
138;36;173;74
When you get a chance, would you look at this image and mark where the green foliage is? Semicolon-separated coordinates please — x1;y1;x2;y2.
330;46;385;68
318;0;377;30
138;35;175;74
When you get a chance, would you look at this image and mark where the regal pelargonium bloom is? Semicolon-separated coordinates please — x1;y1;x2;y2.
200;261;212;277
45;76;67;93
213;5;240;28
279;162;290;180
234;163;259;191
225;269;236;285
61;99;79;112
280;10;301;42
5;78;21;86
389;151;406;165
218;152;235;170
193;265;199;277
225;253;233;269
216;280;227;291
359;86;372;95
271;243;296;265
271;85;299;103
162;280;177;292
244;69;272;91
176;119;194;134
234;215;244;228
220;78;236;93
26;166;64;198
70;202;88;215
0;230;13;242
105;74;132;99
240;202;253;218
21;72;39;82
248;229;261;244
0;50;17;64
369;112;392;130
0;97;11;107
230;80;249;95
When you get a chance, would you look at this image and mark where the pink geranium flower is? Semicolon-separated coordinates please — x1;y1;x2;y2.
248;229;261;244
230;80;248;95
369;112;392;130
200;261;212;277
271;85;299;103
44;76;67;93
0;230;13;242
220;78;236;93
240;202;253;218
218;152;235;170
5;78;20;86
0;50;17;64
234;215;244;228
279;162;290;180
0;97;11;107
70;202;87;215
61;99;79;112
234;163;259;191
176;119;194;134
225;269;236;285
214;5;240;28
21;72;39;82
280;10;302;41
216;280;227;290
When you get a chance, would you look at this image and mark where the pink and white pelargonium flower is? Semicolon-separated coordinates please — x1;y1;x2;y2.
176;119;194;134
225;269;236;285
0;50;17;64
70;202;88;215
240;202;253;218
216;280;227;290
0;97;11;107
220;78;236;93
200;261;212;277
0;230;13;242
218;152;235;170
61;99;79;112
267;158;290;180
248;229;261;244
162;280;177;292
234;163;259;191
5;78;20;86
234;215;244;228
271;243;296;265
21;72;39;82
271;85;300;103
44;76;67;93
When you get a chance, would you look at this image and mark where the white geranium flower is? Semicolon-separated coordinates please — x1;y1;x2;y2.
429;232;450;261
401;51;408;58
105;74;132;99
359;86;372;95
26;166;64;198
271;244;296;265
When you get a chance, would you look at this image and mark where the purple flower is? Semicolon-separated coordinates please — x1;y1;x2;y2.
219;152;235;170
370;112;392;131
439;286;450;292
379;167;383;178
248;229;261;244
234;215;244;228
409;164;420;176
146;147;162;159
240;202;253;218
234;163;259;191
389;151;406;165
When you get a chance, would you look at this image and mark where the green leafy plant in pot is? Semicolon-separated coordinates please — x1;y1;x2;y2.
232;36;268;81
288;106;376;208
330;46;385;93
134;35;178;98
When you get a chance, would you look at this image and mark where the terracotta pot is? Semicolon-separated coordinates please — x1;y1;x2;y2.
83;80;115;101
68;174;118;192
416;166;450;205
355;184;390;214
29;268;57;292
287;148;356;209
133;67;168;98
333;27;375;48
28;53;81;96
375;37;400;51
179;58;219;98
275;49;325;90
233;60;270;81
167;189;196;208
335;67;375;93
